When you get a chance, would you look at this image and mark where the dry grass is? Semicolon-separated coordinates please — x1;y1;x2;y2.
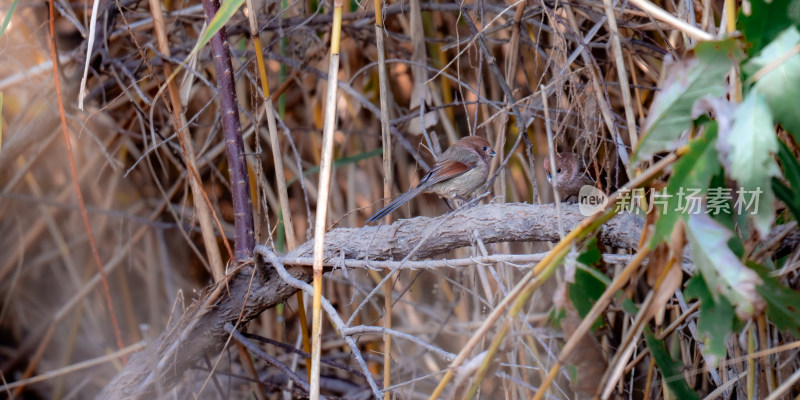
1;0;799;398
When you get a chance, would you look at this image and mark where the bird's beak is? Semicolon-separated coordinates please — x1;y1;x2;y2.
490;150;496;157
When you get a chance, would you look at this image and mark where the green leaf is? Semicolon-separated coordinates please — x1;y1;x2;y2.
685;213;765;319
576;237;602;266
650;123;721;247
773;179;800;223
708;169;735;225
738;0;800;56
194;0;246;56
548;306;566;328
159;0;246;88
0;0;18;38
566;364;578;381
743;26;800;142
634;39;745;162
622;298;639;315
716;93;779;237
644;331;700;400
276;210;285;253
776;140;800;191
287;148;383;186
685;275;734;365
772;140;800;222
751;263;800;336
568;266;607;330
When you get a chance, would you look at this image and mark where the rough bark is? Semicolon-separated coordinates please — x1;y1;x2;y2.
292;203;644;261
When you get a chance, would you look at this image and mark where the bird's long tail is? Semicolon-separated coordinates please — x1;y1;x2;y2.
365;185;426;223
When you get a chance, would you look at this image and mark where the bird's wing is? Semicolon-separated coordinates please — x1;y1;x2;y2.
365;161;474;223
421;160;474;186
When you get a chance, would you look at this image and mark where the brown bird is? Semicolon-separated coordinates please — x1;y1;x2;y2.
542;152;595;199
366;136;496;223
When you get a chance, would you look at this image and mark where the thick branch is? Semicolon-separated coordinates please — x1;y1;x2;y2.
97;203;641;398
288;203;643;261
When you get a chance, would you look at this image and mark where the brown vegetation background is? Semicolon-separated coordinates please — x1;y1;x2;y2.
1;0;795;399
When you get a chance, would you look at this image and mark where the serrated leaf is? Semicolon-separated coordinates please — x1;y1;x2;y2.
651;123;721;247
634;39;745;162
751;263;800;336
716;93;779;237
644;331;700;400
685;275;734;365
686;213;765;319
743;26;800;142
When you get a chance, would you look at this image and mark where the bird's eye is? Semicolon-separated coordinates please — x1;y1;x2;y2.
481;146;488;151
556;168;562;174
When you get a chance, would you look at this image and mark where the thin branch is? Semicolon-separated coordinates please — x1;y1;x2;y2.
224;323;311;393
259;246;383;399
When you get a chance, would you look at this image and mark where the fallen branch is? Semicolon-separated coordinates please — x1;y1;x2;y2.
293;202;644;262
97;202;643;398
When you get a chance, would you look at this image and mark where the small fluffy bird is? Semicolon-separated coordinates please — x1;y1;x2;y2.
366;136;496;223
543;152;595;199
